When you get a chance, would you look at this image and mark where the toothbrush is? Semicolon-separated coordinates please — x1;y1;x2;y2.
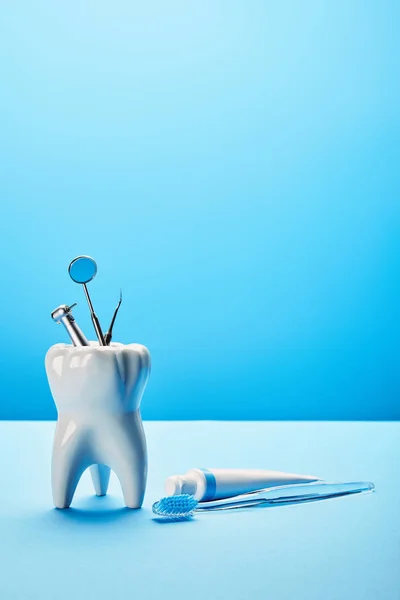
152;481;375;519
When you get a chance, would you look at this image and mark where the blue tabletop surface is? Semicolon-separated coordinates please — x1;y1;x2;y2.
0;421;398;599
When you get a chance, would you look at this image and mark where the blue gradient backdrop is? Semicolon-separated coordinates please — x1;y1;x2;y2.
0;1;399;420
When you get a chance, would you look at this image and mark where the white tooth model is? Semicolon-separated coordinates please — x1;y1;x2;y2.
45;342;151;509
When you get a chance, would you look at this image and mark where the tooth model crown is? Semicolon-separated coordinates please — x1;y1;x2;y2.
45;342;151;509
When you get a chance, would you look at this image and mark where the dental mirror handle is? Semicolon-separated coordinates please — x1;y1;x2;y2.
91;313;106;346
82;283;105;346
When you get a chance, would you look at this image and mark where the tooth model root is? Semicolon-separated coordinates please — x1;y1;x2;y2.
46;343;151;509
104;415;148;508
51;425;90;509
90;465;111;496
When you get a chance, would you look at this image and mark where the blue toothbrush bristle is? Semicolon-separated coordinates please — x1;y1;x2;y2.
152;494;198;518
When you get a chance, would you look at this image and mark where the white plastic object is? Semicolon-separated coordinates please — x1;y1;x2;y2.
165;468;320;501
45;342;150;509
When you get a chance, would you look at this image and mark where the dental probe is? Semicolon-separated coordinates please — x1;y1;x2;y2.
104;289;122;345
51;304;90;346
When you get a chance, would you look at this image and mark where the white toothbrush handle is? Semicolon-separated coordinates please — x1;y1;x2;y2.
197;481;375;511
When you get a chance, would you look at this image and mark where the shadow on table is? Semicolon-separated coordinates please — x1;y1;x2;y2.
43;494;150;526
151;515;195;525
39;495;199;529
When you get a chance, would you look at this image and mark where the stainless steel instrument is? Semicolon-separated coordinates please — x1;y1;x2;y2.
104;289;123;345
68;255;105;346
51;304;90;347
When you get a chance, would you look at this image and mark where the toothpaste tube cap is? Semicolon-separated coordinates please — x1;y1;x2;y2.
165;475;197;497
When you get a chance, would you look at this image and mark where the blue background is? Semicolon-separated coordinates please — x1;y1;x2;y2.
0;1;399;420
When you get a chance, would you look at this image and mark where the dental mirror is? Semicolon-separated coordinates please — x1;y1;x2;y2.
69;256;97;285
68;256;105;345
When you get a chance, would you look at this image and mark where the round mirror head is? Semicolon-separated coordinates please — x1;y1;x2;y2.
68;255;97;284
